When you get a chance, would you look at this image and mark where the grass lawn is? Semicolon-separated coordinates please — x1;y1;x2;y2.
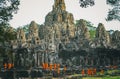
82;76;120;79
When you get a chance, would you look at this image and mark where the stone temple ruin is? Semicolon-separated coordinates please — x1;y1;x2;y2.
1;0;120;68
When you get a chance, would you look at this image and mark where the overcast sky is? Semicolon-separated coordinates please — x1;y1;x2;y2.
9;0;120;31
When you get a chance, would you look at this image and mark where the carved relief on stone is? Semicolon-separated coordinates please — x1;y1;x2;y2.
60;3;66;10
53;24;61;39
17;28;26;43
68;24;75;38
57;14;62;22
29;21;39;37
25;21;41;45
96;23;110;44
111;30;120;48
53;0;66;11
67;13;74;24
76;19;90;40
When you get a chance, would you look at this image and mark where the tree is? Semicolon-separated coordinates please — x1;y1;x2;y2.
79;0;120;21
0;0;20;26
0;0;19;42
0;26;17;42
106;0;120;21
79;0;95;8
0;0;19;66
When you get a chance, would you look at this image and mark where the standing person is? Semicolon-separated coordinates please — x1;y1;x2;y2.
81;69;85;76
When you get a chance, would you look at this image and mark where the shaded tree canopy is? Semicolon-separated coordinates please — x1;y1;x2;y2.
0;0;20;26
79;0;120;21
79;0;95;8
0;0;19;42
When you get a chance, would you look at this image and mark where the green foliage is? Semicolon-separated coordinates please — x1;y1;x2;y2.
106;0;120;21
5;29;16;41
0;0;20;26
79;0;95;8
79;0;120;21
106;6;120;21
22;24;29;33
0;26;17;42
0;26;16;64
89;30;96;39
86;21;96;31
0;0;19;42
106;0;120;6
0;26;5;42
75;20;81;26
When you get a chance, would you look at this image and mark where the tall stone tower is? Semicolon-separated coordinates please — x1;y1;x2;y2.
44;0;75;47
53;0;66;11
95;23;110;47
17;28;26;45
27;21;40;45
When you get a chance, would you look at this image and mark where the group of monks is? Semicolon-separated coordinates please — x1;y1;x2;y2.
3;62;105;76
81;68;97;76
3;63;14;70
81;68;105;76
42;63;67;74
42;63;105;76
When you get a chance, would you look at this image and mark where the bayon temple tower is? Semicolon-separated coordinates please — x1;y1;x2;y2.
12;0;77;67
7;0;120;67
15;0;76;50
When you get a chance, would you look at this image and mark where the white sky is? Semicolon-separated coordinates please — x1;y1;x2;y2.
9;0;120;31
